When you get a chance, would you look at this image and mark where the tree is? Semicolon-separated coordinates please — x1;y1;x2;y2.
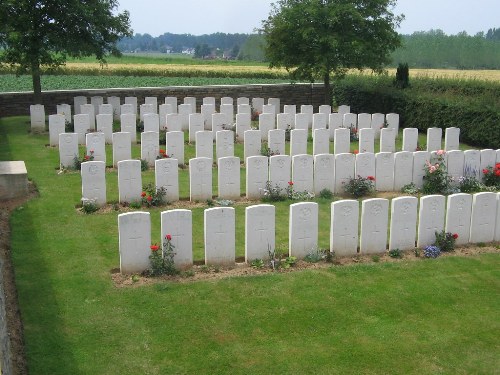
261;0;403;104
0;0;132;103
194;43;211;59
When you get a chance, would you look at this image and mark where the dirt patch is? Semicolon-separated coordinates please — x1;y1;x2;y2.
0;183;38;375
112;244;500;288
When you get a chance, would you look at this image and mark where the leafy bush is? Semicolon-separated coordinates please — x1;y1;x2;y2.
81;198;98;214
424;245;441;259
458;175;483;193
343;175;375;198
401;183;420;195
388;248;403;258
149;235;178;276
422;151;450;194
433;231;458;253
319;188;334;199
482;163;500;188
141;182;167;207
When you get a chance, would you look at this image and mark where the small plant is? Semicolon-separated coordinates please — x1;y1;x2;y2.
181;269;195;278
260;143;279;157
206;199;215;207
261;181;286;202
81;198;98;214
388;248;403;259
136;120;144;132
157;148;171;159
131;274;140;283
149;234;178;276
477;242;486;248
73;150;94;170
64;119;73;132
458;175;483;193
141;183;167;207
129;200;142;209
251;110;261;122
250;259;265;269
401;182;420;195
319;188;334;199
422;150;451;195
414;248;421;257
433;231;458;253
268;244;287;270
215;199;234;207
372;255;380;263
325;250;335;263
140;159;149;171
343;175;375;198
423;245;441;259
304;247;325;263
284;124;291;142
200;265;210;273
283;256;297;268
482;163;500;188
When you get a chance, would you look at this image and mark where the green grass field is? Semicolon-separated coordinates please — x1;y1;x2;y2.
1;116;499;374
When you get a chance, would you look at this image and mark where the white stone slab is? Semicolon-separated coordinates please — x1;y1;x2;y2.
445;193;472;245
216;130;235;162
203;97;215;106
204;207;235;266
338;105;350;116
139;103;154;122
184;96;196;109
259;113;275;141
118;160;142;204
360;198;389;254
290;129;307;156
195;131;214;160
220;104;234;123
289;202;318;259
313;128;330;155
112;132;131;167
201;104;216;130
145;97;158;113
252;98;265;114
314;154;335;195
212;113;230;140
56;104;72;124
268;129;285;156
164;97;178;113
99;103;113;116
335;153;355;193
159;104;175;130
446;150;465;184
85;132;106;163
343;113;357;130
389;197;418;251
402;128;419;152
244;130;261;161
294;114;308;131
155;158;179;203
277;113;294;131
470;192;497;243
380;128;396;153
444;127;460;151
218;156;240;200
262;104;275;116
330;200;359;256
328;113;343;141
312;113;327;131
237;104;251;115
319;105;331;114
178;104;193;131
358;128;374;154
96;114;113;144
355;152;375;179
371;113;386;139
119;212;151;274
412;151;431;188
49;114;65;146
140;131;159;167
300;105;313;128
417;195;446;248
74;114;91;144
124;97;138;116
74;96;87;115
245;205;275;262
120;113;137;143
221;97;233;106
283;105;296;126
166;131;184;165
334;128;350;155
59;133;79;168
426;127;442;152
161;209;192;269
90;96;104;116
246;156;269;199
80;104;96;130
357;113;371;130
107;96;121;120
188;113;204;143
386;113;399;133
394;151;414;190
166;114;182;132
143;113;159;133
269;155;291;192
190;157;212;201
463;150;481;180
292;154;314;193
81;161;106;206
237;97;249;106
268;98;280;113
236;113;251;142
120;103;134;117
375;152;395;191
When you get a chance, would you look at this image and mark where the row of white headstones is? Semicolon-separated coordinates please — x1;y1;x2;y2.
79;148;500;207
118;193;500;273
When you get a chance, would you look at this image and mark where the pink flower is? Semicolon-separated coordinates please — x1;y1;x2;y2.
429;166;437;173
288;181;294;186
436;150;445;156
483;169;489;175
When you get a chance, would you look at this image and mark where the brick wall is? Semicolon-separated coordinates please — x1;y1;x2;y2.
0;83;327;117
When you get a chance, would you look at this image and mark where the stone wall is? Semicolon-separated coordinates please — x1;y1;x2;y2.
0;83;327;117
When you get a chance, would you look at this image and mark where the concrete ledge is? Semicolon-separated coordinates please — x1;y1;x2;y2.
0;162;28;201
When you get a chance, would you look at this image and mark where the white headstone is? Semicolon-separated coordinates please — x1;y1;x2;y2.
268;98;280;113
290;129;307;156
328;113;343;141
59;133;78;168
245;205;275;262
463;150;481;180
244;130;261;161
86;132;106;163
371;113;386;139
268;129;285;156
386;113;399;133
313;128;330;155
74;96;87;115
259;113;275;141
96;114;113;144
139;103;154;122
426;127;442;152
251;97;264;114
292;154;314;193
107;96;121;120
159;104;175;130
49;114;65;146
166;114;182;132
412;151;430;188
357;113;371;130
343;113;357;130
314;154;335;195
237;97;249;106
417;195;446;248
269;155;291;192
219;104;234;124
236;113;251;142
112;132;131;167
402;128;419;152
120;103;134;117
189;157;212;201
98;103;113;116
212;113;230;140
312;113;327;131
330;200;359;256
358;128;374;154
444;127;460;151
294;113;309;131
81;161;106;206
155;158;179;203
338;105;350;116
246;156;269;199
355;152;375;179
124;97;138;117
183;96;196;110
262;104;275;116
74;114;91;144
380;128;396;153
393;151;414;190
166;131;184;165
389;196;418;251
470;192;497;243
360;198;389;254
80;104;96;131
334;128;350;155
335;153;355;193
118;212;151;274
143;113;159;133
300;105;313;128
277;113;294;131
375;152;395;191
445;193;472;245
118;160;142;204
203;97;215;106
215;130;234;162
319;105;331;114
283;105;296;127
90;96;104;116
144;97;158;113
161;209;192;269
141;131;159;167
204;207;235;266
446;150;464;184
480;149;497;181
120;113;137;144
218;156;240;200
195;131;214;160
56;103;72;124
164;97;178;113
221;97;233;106
188;113;204;143
237;104;251;115
289;202;318;259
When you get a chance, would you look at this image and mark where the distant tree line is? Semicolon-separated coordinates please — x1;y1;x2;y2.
116;28;500;69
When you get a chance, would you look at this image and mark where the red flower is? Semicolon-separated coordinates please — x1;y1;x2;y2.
288;181;294;186
452;233;459;239
367;176;375;181
166;234;172;241
141;192;146;197
150;244;159;252
495;169;500;177
495;163;500;169
353;150;359;154
159;149;165;154
147;195;152;202
482;169;489;175
84;155;90;160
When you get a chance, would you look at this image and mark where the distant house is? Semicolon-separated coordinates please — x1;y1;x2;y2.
181;48;195;55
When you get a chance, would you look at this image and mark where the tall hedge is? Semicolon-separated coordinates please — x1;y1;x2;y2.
332;76;500;149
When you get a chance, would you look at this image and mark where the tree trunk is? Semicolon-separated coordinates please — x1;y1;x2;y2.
31;62;42;104
323;71;331;106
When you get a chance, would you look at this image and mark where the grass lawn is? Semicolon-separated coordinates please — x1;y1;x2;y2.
1;116;498;374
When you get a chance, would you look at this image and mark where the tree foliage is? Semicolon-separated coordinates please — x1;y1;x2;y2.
261;0;403;104
0;0;132;103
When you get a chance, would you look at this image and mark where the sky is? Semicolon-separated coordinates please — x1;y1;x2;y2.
116;0;499;37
